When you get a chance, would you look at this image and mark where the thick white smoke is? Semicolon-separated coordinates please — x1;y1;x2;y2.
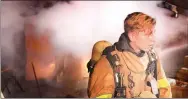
33;1;188;59
1;1;59;76
31;2;187;87
1;1;33;76
2;1;187;77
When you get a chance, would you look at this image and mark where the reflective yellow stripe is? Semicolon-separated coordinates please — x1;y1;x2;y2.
157;78;170;88
96;94;112;98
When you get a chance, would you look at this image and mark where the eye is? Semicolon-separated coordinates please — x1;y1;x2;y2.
145;33;153;38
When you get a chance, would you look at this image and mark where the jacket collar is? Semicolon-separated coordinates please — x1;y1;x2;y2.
115;32;145;57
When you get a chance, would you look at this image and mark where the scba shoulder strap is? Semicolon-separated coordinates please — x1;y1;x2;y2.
145;50;159;98
102;45;126;98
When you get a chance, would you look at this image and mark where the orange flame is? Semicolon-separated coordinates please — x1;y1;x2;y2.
25;20;56;80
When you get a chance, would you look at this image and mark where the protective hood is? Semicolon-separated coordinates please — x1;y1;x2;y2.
115;32;145;57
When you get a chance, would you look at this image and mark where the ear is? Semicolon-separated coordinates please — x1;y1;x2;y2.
128;32;136;42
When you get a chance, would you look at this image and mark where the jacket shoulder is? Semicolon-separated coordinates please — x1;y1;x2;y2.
93;56;113;75
88;56;115;97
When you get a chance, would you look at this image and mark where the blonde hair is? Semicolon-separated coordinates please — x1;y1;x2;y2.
124;12;156;34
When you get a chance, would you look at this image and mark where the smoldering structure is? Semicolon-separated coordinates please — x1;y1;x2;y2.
1;0;188;98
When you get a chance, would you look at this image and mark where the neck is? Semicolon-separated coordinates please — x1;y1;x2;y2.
129;42;141;54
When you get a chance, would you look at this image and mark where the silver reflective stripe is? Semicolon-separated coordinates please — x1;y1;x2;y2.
115;73;119;83
150;78;158;95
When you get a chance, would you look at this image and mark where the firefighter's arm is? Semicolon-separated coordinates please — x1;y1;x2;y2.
88;56;115;98
156;60;172;98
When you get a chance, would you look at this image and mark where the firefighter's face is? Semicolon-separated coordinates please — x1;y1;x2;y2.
133;28;155;52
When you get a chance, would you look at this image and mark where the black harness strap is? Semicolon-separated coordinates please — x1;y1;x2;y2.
146;59;159;98
103;45;117;88
103;45;126;98
87;59;96;77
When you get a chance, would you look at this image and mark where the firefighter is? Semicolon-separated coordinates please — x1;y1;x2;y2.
88;12;172;98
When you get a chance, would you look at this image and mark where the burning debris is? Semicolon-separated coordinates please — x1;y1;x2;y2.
167;55;188;98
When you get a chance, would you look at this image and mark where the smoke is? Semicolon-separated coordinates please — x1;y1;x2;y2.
32;2;188;91
33;1;188;58
2;1;187;71
0;1;65;76
1;1;31;76
159;44;188;77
